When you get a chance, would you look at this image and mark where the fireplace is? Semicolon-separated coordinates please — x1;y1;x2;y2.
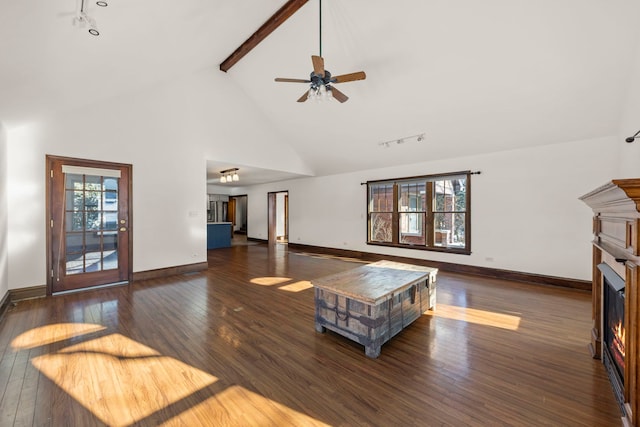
599;262;626;414
581;179;640;426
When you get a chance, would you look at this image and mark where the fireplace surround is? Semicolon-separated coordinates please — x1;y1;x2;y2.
581;179;640;427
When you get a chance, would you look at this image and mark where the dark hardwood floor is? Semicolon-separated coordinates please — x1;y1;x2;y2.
0;243;622;426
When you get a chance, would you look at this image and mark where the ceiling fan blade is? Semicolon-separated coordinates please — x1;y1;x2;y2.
330;86;349;103
332;71;366;83
275;78;311;83
297;91;309;102
311;55;325;77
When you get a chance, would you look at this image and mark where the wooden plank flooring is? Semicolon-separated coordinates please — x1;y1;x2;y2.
0;243;623;426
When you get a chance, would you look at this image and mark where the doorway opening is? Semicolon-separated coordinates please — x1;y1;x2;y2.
229;195;248;235
268;191;288;244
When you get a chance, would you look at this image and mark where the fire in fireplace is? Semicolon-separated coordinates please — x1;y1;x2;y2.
598;262;626;413
610;320;625;372
604;280;625;379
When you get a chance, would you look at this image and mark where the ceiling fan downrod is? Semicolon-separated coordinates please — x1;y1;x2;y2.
318;0;322;58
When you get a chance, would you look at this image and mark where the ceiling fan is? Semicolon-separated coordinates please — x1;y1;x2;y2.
274;0;366;103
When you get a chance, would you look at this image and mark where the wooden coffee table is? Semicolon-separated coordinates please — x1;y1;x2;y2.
312;260;437;358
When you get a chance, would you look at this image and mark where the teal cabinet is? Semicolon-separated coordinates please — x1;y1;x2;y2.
207;223;232;249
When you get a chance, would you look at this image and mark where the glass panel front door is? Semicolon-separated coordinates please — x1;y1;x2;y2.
64;173;120;275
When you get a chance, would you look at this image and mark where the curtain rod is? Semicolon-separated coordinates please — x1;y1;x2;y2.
360;170;481;185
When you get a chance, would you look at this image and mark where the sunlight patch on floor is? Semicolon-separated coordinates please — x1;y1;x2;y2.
11;323;106;350
251;277;292;286
278;280;313;292
31;333;218;427
19;322;330;426
428;304;521;330
159;385;330;427
251;277;314;292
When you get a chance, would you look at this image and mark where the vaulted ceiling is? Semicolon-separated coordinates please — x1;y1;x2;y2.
2;1;639;182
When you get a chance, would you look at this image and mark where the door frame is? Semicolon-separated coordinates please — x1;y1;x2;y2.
45;155;133;295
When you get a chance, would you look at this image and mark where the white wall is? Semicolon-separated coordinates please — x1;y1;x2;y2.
0;122;8;301
206;184;233;195
4;60;627;290
6;67;311;290
246;137;617;281
618;36;640;177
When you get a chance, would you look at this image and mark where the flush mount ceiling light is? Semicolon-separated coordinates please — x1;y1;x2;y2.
73;0;108;36
378;133;426;148
219;168;239;183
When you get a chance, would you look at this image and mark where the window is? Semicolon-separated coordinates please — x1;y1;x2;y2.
367;171;471;254
369;182;394;243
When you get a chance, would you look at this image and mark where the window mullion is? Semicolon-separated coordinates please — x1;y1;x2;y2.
426;182;434;247
392;183;399;244
465;173;471;252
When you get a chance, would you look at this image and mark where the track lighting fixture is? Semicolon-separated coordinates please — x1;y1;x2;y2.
73;0;108;36
378;133;426;148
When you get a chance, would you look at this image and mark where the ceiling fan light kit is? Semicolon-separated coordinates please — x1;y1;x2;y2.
308;82;332;102
274;0;366;103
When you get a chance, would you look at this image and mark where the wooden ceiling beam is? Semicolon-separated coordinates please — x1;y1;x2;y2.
219;0;309;73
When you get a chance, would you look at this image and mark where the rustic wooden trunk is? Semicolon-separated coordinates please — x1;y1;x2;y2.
312;260;437;358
